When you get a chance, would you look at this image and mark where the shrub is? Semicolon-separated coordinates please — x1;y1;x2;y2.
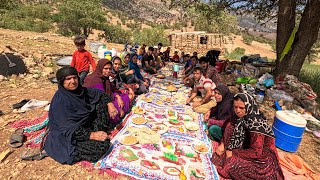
242;33;254;45
224;47;246;60
299;64;320;102
0;4;53;32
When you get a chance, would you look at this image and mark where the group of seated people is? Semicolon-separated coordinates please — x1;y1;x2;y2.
44;48;284;179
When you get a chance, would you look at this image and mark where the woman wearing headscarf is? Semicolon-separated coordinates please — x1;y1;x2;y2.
204;84;234;141
83;59;130;126
212;93;284;180
112;56;148;95
128;53;143;80
44;66;117;165
118;52;136;84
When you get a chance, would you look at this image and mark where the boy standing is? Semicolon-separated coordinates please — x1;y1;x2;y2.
71;35;96;84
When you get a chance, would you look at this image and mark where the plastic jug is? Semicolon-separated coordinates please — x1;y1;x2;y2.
256;91;265;103
98;45;107;59
111;48;117;57
173;64;179;72
104;51;112;60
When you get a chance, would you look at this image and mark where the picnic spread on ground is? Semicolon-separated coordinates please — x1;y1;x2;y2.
94;74;219;180
4;43;320;180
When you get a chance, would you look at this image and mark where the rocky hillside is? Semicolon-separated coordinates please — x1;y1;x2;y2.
103;0;180;24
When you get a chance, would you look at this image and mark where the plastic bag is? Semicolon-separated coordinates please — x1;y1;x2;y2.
266;89;294;102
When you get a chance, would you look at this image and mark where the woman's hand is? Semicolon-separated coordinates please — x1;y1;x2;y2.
90;131;109;141
116;96;124;109
107;103;118;119
226;150;233;158
216;143;225;156
204;110;211;121
119;109;125;118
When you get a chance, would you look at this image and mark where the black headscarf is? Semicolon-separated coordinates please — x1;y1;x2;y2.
211;84;234;121
44;66;104;164
227;93;274;150
56;66;78;85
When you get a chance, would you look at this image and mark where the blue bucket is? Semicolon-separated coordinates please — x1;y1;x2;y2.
272;110;306;152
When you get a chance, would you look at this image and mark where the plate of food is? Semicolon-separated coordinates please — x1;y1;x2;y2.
151;124;168;134
191;141;209;154
119;135;139;146
156;74;165;79
185;121;200;131
167;85;178;92
132;117;148;125
150;89;158;93
132;106;145;114
163;166;180;176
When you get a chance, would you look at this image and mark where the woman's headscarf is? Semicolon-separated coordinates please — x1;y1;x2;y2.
227;93;274;150
211;84;234;121
83;59;114;99
118;52;131;74
128;53;144;80
45;66;104;164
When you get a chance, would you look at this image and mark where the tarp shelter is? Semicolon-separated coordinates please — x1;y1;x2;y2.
0;54;27;76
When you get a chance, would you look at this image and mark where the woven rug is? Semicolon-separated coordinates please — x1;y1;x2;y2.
10;112;49;148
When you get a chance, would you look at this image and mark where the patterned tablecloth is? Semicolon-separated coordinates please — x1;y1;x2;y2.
95;77;219;180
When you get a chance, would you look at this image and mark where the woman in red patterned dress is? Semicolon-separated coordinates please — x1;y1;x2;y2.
212;93;284;180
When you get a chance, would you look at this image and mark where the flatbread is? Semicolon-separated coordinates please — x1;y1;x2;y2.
132;117;147;125
167;85;177;92
120;136;138;145
126;126;160;144
132;106;145;114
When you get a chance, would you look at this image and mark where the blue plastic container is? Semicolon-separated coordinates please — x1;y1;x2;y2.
272;110;306;152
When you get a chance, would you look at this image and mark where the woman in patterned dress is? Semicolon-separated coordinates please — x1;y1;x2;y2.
212;93;284;180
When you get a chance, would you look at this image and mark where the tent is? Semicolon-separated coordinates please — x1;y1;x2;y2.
0;53;27;76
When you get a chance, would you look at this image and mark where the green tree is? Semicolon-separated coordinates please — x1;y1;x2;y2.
57;0;105;36
100;24;132;44
167;0;320;77
133;28;169;46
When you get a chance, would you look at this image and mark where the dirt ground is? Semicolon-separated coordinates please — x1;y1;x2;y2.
0;28;319;179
